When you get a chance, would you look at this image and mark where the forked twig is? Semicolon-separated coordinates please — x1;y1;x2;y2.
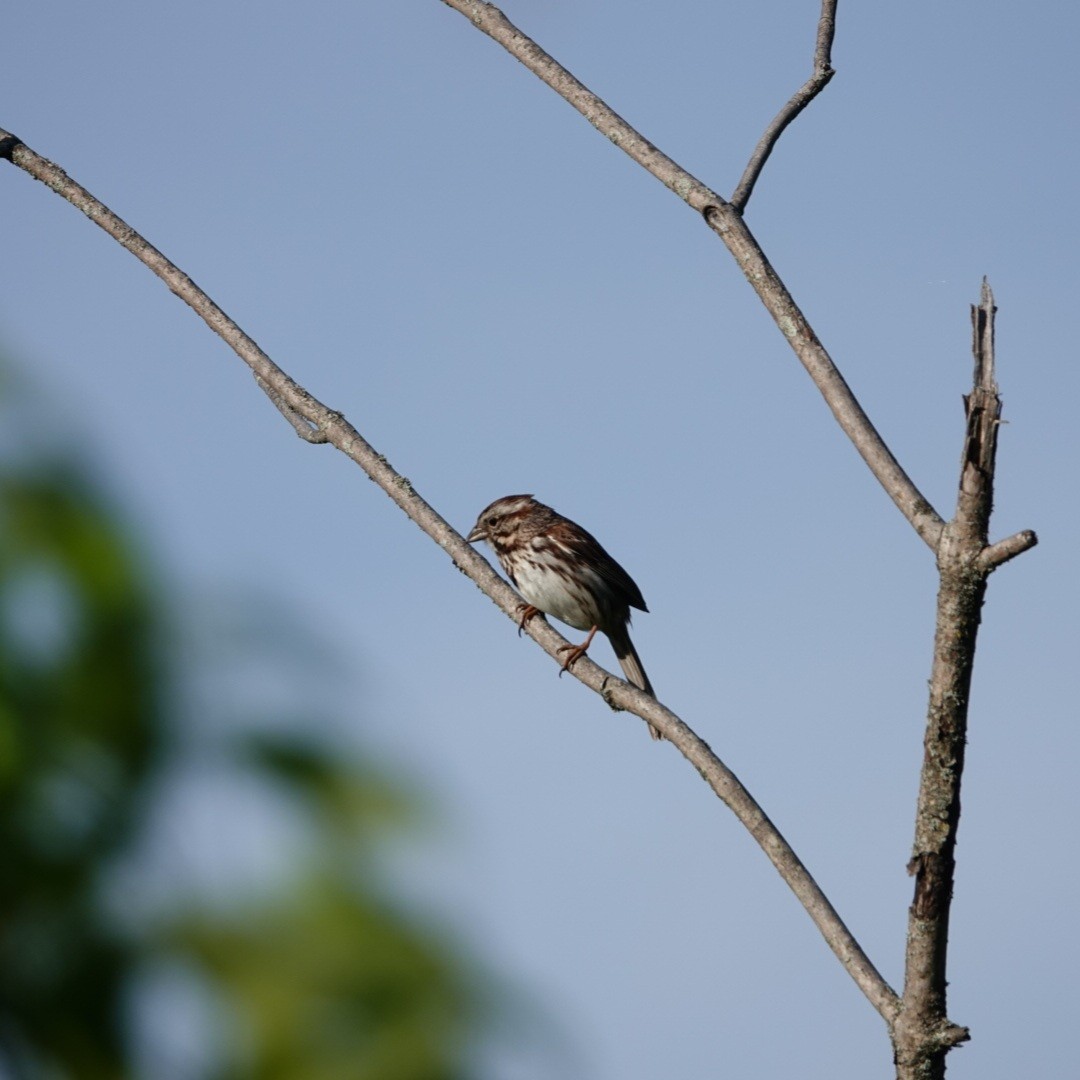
439;0;945;551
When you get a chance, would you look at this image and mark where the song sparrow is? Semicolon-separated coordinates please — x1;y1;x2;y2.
468;494;661;739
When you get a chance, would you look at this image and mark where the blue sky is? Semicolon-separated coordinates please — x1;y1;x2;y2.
3;2;1078;1077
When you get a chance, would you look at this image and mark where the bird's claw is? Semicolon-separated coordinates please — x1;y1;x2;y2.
516;604;540;636
556;643;587;677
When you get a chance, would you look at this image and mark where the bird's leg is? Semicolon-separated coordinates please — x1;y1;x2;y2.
557;625;600;676
516;604;541;636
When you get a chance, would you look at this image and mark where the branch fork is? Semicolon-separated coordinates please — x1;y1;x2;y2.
1;6;1037;1077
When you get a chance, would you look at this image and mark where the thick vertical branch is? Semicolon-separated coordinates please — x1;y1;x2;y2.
893;568;981;1076
892;283;1006;1078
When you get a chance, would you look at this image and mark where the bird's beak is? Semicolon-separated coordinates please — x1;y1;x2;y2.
466;525;484;543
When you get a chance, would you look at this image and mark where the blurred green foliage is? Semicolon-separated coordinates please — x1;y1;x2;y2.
0;403;481;1078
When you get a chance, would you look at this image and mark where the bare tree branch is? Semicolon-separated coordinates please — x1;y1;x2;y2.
3;8;1041;1073
978;528;1037;571
892;282;1017;1078
0;126;900;1026
439;0;945;551
731;0;838;211
255;374;330;442
432;10;1040;1073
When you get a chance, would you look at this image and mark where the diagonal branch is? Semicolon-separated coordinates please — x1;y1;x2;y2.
439;0;945;551
731;0;838;211
0;126;899;1026
255;374;330;442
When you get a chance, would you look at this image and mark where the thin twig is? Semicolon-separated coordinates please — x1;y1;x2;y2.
1;126;900;1026
978;528;1037;571
438;0;943;549
731;0;838;211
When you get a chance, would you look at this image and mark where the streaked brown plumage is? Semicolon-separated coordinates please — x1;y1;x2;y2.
468;494;660;740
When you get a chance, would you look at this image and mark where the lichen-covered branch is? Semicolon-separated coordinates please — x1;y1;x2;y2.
892;283;1036;1079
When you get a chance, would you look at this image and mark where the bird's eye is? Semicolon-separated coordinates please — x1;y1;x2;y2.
486;516;498;528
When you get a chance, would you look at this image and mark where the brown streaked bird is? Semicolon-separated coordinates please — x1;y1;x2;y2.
468;494;661;740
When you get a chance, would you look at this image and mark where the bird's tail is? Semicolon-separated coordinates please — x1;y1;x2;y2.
609;626;662;741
